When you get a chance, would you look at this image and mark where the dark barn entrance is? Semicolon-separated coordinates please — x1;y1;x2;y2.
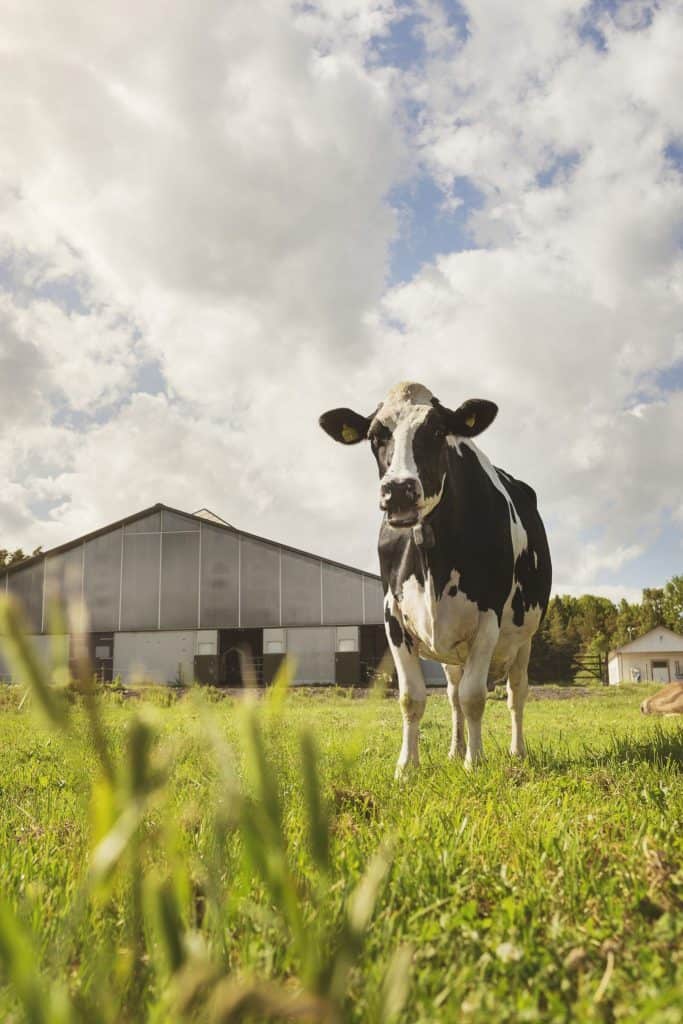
219;628;264;686
359;624;393;687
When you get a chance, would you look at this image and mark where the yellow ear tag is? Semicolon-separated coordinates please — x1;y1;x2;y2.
342;424;359;443
465;414;476;428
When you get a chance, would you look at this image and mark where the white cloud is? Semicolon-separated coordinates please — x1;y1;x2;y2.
375;0;683;593
0;0;681;602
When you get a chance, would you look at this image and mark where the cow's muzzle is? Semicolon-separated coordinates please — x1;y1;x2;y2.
380;477;421;526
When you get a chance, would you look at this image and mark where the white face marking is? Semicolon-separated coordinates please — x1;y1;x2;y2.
379;405;429;490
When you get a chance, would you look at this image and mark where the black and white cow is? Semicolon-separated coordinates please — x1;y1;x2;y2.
319;382;552;774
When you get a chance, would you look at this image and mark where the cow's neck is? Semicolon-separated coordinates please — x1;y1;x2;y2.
380;440;496;606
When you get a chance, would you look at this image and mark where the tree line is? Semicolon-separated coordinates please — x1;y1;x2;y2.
1;546;43;568
529;575;683;682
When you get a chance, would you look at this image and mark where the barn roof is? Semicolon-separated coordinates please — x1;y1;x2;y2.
2;503;381;582
608;625;683;658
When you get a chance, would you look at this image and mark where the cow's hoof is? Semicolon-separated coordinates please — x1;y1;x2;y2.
394;760;419;780
448;746;466;761
509;746;526;758
464;753;484;771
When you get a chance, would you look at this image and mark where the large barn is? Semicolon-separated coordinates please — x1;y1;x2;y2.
0;503;443;687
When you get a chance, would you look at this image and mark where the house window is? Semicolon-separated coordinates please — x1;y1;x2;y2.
675;661;683;679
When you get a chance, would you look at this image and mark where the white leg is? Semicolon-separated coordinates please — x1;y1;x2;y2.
507;639;530;757
443;664;465;759
385;604;426;777
460;612;499;768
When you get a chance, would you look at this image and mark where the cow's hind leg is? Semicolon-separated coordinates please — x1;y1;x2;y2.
507;639;531;757
443;664;465;759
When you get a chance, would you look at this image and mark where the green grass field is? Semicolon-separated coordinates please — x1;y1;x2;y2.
1;678;682;1023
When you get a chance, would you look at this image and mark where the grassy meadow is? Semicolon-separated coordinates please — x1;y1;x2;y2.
0;665;682;1022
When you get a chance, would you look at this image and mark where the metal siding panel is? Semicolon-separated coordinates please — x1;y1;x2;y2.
121;534;161;629
363;577;385;624
7;562;44;632
240;537;280;627
287;627;335;683
83;529;122;631
322;564;363;625
113;630;195;685
44;547;83;630
200;525;239;627
162;510;199;532
281;550;322;625
124;511;161;533
421;659;445;684
160;532;199;628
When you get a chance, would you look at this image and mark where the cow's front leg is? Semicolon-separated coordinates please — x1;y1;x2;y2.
507;639;531;757
385;609;426;777
442;664;465;759
460;612;499;768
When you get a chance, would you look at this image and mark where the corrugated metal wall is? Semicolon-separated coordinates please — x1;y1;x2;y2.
3;509;385;633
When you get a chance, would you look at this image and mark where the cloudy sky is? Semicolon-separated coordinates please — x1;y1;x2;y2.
1;0;681;601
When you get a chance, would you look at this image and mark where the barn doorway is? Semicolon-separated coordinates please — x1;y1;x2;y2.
219;628;264;686
359;624;394;687
651;660;670;683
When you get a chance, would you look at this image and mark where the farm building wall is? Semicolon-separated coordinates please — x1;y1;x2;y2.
608;651;683;685
2;508;385;634
1;505;407;687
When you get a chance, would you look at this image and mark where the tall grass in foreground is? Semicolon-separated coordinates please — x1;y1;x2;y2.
0;597;409;1023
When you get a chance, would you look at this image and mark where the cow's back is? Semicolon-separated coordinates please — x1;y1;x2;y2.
496;467;552;624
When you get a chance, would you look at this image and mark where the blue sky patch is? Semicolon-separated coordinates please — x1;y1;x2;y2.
536;151;581;188
388;174;484;284
370;1;470;69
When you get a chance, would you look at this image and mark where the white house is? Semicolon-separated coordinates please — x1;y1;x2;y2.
608;627;683;685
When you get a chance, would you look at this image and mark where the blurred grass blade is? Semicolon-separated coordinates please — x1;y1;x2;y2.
265;654;296;716
0;899;74;1024
0;899;47;1024
379;944;414;1023
347;839;394;936
300;731;330;874
243;707;283;842
208;978;331;1023
45;599;71;689
89;774;117;849
89;802;144;886
0;598;70;730
146;875;186;975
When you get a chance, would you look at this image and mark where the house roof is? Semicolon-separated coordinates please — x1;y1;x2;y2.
608;625;683;659
2;503;382;582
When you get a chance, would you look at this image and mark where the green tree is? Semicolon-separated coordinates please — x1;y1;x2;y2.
662;575;683;634
639;587;665;632
0;546;42;568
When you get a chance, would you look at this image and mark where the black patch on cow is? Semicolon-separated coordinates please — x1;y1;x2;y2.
449;584;458;596
379;444;552;629
511;586;525;627
403;630;414;653
368;420;394;477
384;604;405;648
508;502;517;524
496;470;552;622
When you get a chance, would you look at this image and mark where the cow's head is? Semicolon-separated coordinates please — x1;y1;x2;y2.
319;381;498;528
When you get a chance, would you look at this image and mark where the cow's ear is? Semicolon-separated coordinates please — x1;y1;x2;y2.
443;399;498;437
318;407;371;445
